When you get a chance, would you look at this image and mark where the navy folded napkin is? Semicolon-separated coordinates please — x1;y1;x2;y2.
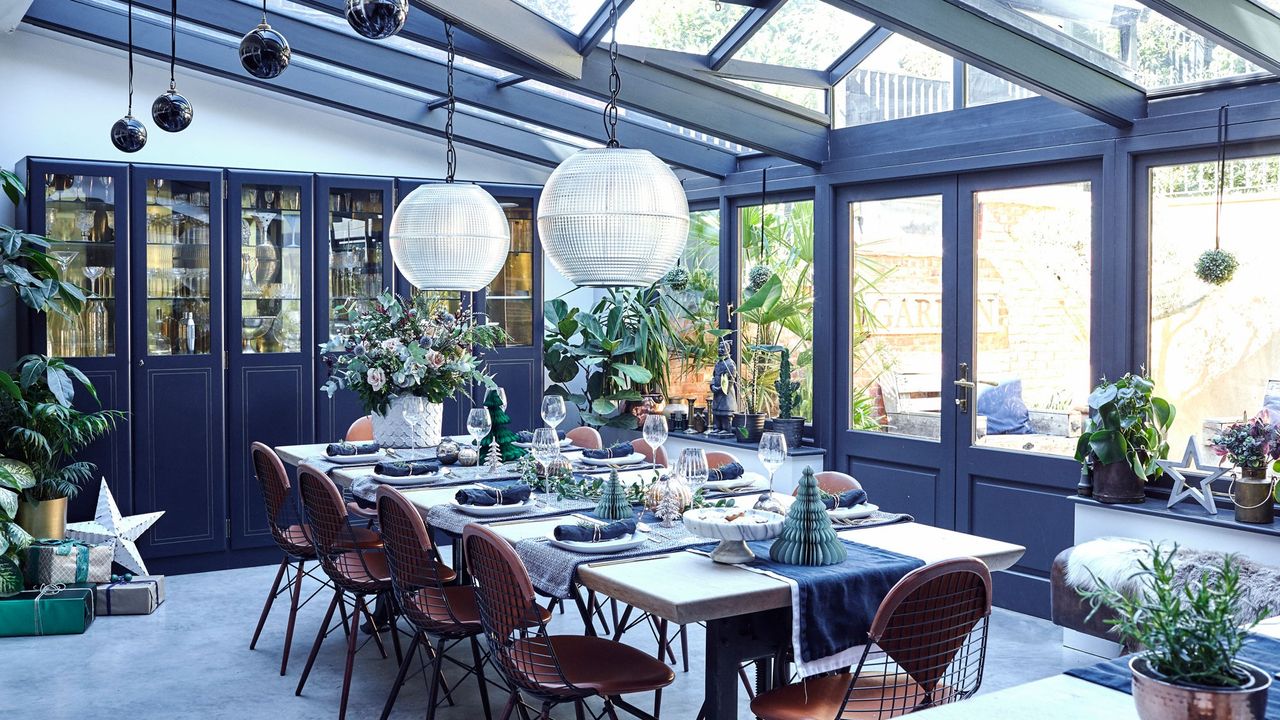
707;462;745;482
326;441;380;457
553;519;636;543
583;442;633;460
822;488;868;510
516;430;535;443
455;483;531;506
374;459;440;477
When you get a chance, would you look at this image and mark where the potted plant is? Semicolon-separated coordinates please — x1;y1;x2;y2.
0;458;36;596
1074;373;1174;504
0;355;124;540
320;292;505;447
1211;413;1279;524
1079;543;1271;720
0;170;86;316
756;344;804;447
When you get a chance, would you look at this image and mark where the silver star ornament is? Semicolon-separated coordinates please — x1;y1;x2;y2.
65;478;164;575
1156;436;1229;515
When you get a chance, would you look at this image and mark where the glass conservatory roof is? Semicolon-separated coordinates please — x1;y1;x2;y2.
735;0;875;69
512;0;605;33
615;0;749;54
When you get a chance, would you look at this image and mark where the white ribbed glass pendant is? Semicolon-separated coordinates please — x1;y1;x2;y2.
538;148;688;287
389;183;510;291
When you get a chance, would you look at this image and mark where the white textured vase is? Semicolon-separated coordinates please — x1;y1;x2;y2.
370;396;443;448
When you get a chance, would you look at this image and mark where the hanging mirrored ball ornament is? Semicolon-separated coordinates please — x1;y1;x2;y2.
151;89;193;132
110;115;147;153
239;22;291;79
345;0;409;39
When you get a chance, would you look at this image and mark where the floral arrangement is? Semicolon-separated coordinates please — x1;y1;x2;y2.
1211;411;1280;470
320;291;506;415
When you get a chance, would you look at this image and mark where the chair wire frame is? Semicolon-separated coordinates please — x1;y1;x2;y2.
840;559;992;718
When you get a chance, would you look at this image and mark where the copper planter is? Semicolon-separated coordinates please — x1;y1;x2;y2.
1092;461;1146;504
1131;656;1271;720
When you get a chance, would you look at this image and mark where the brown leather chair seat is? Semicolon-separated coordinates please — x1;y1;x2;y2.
284;524;382;550
511;635;676;696
404;585;551;629
750;672;940;720
332;548;392;584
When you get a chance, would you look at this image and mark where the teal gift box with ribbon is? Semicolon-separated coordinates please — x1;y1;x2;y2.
0;583;95;637
26;539;113;586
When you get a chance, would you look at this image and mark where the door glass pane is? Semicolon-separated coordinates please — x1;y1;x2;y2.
145;178;212;355
239;184;302;353
1150;156;1280;447
849;195;944;440
972;182;1092;456
664;208;721;400
485;200;534;346
326;188;384;340
43;173;117;357
739;200;814;422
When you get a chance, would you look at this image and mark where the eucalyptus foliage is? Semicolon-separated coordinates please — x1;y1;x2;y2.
1074;373;1175;482
1080;543;1265;688
0;355;124;502
0;169;87;316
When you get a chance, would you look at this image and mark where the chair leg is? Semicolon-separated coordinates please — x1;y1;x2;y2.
280;558;306;676
574;700;586;720
296;589;341;696
386;594;403;664
425;637;445;719
358;595;389;660
339;590;361;720
602;698;620;720
379;632;422;720
470;635;494;720
537;701;554;720
250;556;288;650
498;693;519;720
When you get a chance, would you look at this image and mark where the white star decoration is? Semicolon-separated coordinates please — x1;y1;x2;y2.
65;478;164;576
1156;436;1229;515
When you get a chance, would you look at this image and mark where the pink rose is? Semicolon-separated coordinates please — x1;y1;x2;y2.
424;350;446;369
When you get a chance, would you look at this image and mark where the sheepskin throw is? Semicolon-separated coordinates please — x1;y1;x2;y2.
1065;537;1280;624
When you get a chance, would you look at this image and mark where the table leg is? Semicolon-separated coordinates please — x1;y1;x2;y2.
702;608;790;720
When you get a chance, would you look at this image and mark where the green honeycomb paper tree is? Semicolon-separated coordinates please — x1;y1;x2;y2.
479;389;527;462
594;469;633;520
770;467;847;566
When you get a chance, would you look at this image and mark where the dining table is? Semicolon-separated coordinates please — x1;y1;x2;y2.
274;440;1026;720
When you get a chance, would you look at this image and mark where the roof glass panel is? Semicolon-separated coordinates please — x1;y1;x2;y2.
735;0;874;69
614;0;748;54
511;0;606;33
1254;0;1280;14
960;0;1262;89
965;65;1036;107
834;34;953;128
728;80;826;114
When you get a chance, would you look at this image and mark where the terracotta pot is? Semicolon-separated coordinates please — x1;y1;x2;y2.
1092;461;1146;504
1131;655;1270;720
1233;467;1275;525
16;496;68;540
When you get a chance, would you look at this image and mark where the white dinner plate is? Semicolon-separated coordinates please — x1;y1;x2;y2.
549;533;648;554
371;472;441;486
579;452;646;467
513;438;573;449
452;499;534;517
703;475;765;492
829;503;878;520
324;451;384;465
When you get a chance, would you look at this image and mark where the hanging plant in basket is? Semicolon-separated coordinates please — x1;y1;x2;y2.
1197;105;1238;287
1194;248;1238;286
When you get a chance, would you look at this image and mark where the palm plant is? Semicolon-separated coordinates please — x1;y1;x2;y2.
0;355;125;502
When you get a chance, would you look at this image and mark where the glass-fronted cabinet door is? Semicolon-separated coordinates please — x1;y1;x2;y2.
314;175;394;443
130;165;226;558
20;158;132;523
227;171;312;549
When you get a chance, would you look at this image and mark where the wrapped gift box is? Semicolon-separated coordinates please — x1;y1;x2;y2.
94;575;165;616
26;539;113;585
0;583;95;637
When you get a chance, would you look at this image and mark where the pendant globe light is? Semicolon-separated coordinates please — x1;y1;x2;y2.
240;0;291;80
152;0;193;133
537;0;688;288
110;0;147;153
388;22;510;292
346;0;409;40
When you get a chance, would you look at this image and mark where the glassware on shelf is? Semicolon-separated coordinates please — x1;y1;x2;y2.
151;309;171;355
242;316;273;353
76;211;93;241
82;266;106;294
50;250;78;274
185;311;196;354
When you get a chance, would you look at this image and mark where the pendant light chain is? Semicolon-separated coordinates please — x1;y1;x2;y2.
445;20;457;183
1214;104;1229;251
126;0;135;115
603;0;621;148
169;0;178;91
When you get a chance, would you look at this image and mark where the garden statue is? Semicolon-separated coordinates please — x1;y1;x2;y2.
709;338;739;436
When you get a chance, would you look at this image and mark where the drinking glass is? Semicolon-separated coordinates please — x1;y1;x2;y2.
466;408;492;446
530;427;560;504
756;432;788;512
643;414;668;465
404;396;428;450
540;394;567;430
676;447;709;493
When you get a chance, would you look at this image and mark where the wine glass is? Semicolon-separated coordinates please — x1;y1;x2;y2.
643;414;668;466
403;396;428;450
676;447;709;494
530;427;560;504
466;408;492;447
541;395;567;430
756;432;788;511
82;266;106;296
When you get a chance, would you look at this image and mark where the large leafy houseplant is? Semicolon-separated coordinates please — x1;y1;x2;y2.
543;287;683;430
0;458;36;596
320;292;505;415
733;273;809;417
0;355;125;502
0;170;86;315
1075;374;1174;493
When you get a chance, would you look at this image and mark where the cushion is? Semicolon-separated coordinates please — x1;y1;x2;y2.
976;379;1031;435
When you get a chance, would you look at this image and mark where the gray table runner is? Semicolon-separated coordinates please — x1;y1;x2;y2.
426;495;596;536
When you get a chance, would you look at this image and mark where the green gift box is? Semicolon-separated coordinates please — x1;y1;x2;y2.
0;583;95;637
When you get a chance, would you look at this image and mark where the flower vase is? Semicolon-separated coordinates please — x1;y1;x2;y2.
370;395;443;448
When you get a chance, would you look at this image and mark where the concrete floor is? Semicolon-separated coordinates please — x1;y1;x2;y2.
4;563;1096;719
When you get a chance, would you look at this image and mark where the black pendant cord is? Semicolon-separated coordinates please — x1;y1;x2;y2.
1214;104;1229;251
126;0;135;115
445;20;457;183
168;0;177;90
260;0;268;25
603;0;620;148
759;166;767;256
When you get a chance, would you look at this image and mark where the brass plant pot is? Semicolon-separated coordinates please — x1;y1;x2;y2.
1092;461;1146;504
1131;655;1270;720
1233;468;1275;525
15;496;68;540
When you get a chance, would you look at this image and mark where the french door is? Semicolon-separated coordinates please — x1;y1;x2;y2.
833;162;1102;616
